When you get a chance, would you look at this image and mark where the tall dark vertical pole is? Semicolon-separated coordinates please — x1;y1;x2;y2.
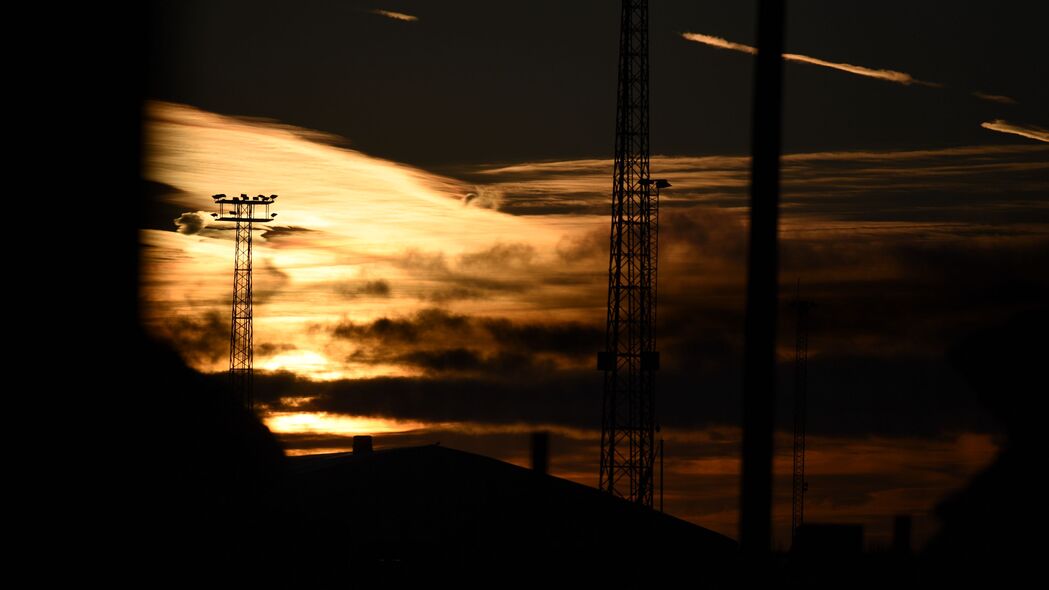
599;0;658;507
791;285;812;546
531;431;550;476
740;0;786;561
659;437;664;512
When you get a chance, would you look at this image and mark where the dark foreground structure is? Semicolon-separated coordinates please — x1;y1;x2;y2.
132;336;736;584
129;305;1046;586
281;444;737;581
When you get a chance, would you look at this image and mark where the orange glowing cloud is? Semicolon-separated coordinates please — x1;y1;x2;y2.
981;120;1049;143
682;32;941;87
371;9;418;22
142;101;597;376
265;412;427;436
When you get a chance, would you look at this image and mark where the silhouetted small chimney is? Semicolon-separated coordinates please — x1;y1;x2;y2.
531;432;549;475
893;514;912;554
353;435;373;455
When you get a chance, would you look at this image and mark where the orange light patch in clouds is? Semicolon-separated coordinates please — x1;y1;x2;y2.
264;412;427;437
255;350;394;381
665;431;1000;547
793;432;998;477
671;432;998;483
271;416;597;447
426;421;595;440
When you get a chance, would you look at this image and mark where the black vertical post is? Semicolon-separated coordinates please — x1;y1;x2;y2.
791;283;812;547
893;515;913;555
659;437;664;512
531;431;550;476
741;0;786;564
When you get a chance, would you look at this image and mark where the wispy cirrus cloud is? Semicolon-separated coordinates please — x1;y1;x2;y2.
145;101;1049;428
680;32;758;56
371;9;418;22
783;51;940;88
971;91;1017;105
981;120;1049;143
462;145;1049;218
682;32;940;88
142;100;590;377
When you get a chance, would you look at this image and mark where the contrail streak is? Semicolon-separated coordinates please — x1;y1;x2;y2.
981;120;1049;143
371;9;418;22
782;52;940;87
683;32;940;87
972;91;1017;105
681;32;757;55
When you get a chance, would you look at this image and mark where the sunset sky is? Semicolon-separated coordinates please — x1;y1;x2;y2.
142;0;1048;548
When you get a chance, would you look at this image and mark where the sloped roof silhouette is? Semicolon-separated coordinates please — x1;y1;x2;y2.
277;444;737;580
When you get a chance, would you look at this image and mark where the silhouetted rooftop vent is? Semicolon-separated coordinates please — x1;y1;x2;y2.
353;435;373;455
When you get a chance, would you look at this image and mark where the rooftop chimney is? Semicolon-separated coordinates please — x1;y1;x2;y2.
893;514;912;555
353;435;373;455
531;431;549;475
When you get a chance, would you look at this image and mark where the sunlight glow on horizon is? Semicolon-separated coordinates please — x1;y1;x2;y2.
255;349;399;381
264;412;429;436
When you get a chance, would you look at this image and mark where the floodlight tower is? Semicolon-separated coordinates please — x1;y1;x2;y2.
596;0;670;508
790;284;813;546
210;194;278;411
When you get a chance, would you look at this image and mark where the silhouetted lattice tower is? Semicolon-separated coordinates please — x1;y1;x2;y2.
598;0;669;506
211;193;277;411
791;284;813;544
